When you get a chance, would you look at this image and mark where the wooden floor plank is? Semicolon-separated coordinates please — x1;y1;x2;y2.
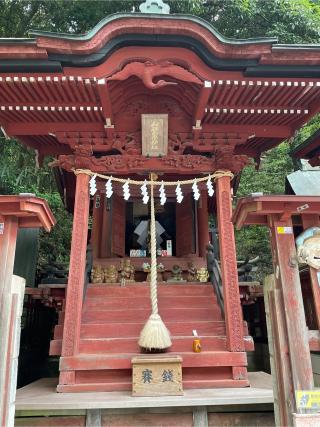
15;373;273;411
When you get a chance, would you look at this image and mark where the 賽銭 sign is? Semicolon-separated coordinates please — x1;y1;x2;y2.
132;355;183;396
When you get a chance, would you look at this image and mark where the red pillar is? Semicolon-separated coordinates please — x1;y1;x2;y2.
216;176;244;354
59;173;90;388
301;214;320;330
269;217;314;391
197;191;209;257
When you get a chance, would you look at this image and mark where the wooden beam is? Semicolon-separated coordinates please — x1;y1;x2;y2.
4;122;105;136
264;275;295;426
270;217;314;393
55;154;226;175
3;122;292;139
193;82;212;127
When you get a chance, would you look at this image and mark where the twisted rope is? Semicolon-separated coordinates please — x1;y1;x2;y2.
149;174;158;316
73;168;233;185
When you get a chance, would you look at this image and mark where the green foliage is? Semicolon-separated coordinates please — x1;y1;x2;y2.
235;142;295;279
0;137;72;268
0;0;319;280
202;0;320;42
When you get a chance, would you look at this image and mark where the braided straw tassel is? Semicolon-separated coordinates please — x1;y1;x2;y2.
138;173;172;351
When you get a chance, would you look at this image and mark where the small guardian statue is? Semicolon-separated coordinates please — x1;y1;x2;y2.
104;265;119;283
187;261;197;282
91;265;104;284
120;259;135;282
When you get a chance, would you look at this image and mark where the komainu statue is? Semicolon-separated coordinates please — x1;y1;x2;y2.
296;227;320;270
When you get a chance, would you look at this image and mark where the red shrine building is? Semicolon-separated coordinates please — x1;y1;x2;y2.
1;1;320;421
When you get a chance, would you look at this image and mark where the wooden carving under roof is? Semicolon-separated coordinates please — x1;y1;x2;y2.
0;11;318;172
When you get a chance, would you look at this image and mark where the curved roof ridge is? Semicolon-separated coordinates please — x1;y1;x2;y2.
29;12;278;46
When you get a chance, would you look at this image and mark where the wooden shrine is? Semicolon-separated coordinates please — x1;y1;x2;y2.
0;0;320;399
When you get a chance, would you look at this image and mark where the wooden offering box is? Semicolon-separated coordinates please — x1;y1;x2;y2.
132;356;183;397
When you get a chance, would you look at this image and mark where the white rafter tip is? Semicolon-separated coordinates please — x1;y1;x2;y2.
204;80;212;88
97;78;106;85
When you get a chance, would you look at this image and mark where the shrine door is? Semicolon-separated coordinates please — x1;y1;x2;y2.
176;194;196;256
100;194;125;257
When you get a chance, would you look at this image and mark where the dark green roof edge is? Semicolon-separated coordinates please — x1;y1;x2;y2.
291;128;320;157
0;38;37;44
29;12;278;46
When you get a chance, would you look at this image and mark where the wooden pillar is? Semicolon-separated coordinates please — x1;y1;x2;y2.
59;173;90;386
92;193;103;259
269;217;314;393
216;176;244;353
197;191;209;258
301;214;320;330
0;216;18;427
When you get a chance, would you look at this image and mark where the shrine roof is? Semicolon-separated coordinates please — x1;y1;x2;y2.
291;129;320;167
0;195;56;231
0;13;319;76
233;195;320;229
0;10;319;170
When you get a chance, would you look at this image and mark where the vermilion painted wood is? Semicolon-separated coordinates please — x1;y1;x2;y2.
270;218;314;393
26;16;320;68
60;351;247;371
51;336;228;355
216;176;245;352
92;193;103;259
176;194;196;256
197;190;209;257
81;307;223;323
59;173;90;388
301;214;320;330
53;321;228;339
50;335;253;356
86;283;214;297
110;194;125;257
83;295;217;310
75;366;233;383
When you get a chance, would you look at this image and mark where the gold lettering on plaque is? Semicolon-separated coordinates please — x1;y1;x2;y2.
151;120;160;150
142;114;168;157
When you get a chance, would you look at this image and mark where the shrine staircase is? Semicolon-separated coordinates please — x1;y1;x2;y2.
50;283;253;392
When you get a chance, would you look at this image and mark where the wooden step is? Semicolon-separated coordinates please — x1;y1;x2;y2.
80;307;222;323
84;295;217;310
58;307;223;324
50;335;254;356
86;283;213;297
53;320;228;339
60;351;248;371
50;335;229;355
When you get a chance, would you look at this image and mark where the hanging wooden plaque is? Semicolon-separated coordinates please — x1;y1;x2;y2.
141;114;168;157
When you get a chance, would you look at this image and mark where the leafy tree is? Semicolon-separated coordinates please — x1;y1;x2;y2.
0;0;319;279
